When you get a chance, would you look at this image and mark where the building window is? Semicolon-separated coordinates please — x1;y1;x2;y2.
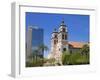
57;40;58;43
59;48;60;51
54;40;56;44
54;40;58;44
55;35;57;38
62;34;64;39
65;34;67;40
62;28;65;32
63;48;66;51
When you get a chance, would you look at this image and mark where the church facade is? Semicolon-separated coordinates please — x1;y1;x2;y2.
48;20;88;64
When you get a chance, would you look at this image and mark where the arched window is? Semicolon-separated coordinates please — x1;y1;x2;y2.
62;28;65;32
55;35;57;38
63;48;66;51
54;40;58;44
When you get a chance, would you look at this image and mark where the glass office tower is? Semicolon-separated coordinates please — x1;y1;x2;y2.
26;26;44;61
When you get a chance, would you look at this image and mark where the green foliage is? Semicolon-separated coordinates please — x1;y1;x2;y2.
38;44;49;52
68;53;80;64
26;44;90;67
76;53;89;64
26;44;49;67
26;57;43;67
62;44;90;65
62;51;70;65
48;58;55;64
81;44;89;55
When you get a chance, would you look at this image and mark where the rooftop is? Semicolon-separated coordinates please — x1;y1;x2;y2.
69;42;89;48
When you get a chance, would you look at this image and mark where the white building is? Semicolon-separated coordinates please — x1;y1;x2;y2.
49;20;88;65
49;20;68;64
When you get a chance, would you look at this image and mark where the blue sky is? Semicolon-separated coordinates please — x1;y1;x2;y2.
26;12;89;57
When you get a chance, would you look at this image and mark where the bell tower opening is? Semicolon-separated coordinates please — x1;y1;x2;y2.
62;28;66;32
62;34;64;39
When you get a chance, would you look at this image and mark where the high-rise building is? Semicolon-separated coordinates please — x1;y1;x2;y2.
26;26;44;61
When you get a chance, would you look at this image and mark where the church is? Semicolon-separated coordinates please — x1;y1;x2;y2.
48;20;88;64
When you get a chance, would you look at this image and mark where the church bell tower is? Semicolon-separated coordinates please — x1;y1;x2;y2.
49;20;69;64
57;20;68;54
51;28;58;57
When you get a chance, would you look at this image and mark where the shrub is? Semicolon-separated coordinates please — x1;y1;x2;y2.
62;51;70;65
26;57;43;67
62;51;89;65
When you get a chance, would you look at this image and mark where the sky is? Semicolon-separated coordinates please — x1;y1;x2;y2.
26;12;89;57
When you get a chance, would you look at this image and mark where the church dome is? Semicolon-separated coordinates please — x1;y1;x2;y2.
59;20;67;32
60;20;66;26
51;28;58;39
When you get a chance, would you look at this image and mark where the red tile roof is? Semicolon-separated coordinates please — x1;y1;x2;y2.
69;42;88;48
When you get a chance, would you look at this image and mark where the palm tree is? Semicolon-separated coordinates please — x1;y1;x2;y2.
37;44;49;64
32;49;38;61
37;44;48;57
38;44;48;52
32;44;48;66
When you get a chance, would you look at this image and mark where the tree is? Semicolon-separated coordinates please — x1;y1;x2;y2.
32;44;48;66
62;51;70;65
38;44;49;57
32;49;38;62
26;44;49;67
81;44;89;55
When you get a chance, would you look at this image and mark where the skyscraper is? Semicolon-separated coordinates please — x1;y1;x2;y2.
26;26;44;61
